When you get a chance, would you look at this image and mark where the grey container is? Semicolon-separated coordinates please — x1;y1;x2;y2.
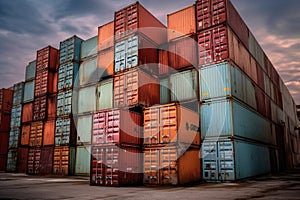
78;85;96;114
60;35;83;64
160;78;170;104
25;61;36;81
75;145;91;176
249;32;265;71
58;62;79;91
80;36;98;60
23;80;35;103
76;114;92;145
96;79;113;111
78;57;98;87
10;105;22;128
13;82;24;105
8;128;20;149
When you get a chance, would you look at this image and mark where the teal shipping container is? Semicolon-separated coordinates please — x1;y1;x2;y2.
8;128;20;149
81;36;98;60
55;117;76;146
202;138;271;181
201;99;273;144
23;80;35;103
6;149;17;172
10;105;22;128
76;114;92;145
13;82;24;105
200;62;257;109
96;79;113;111
58;62;79;91
59;35;83;64
56;89;74;117
75;145;91;176
25;61;36;81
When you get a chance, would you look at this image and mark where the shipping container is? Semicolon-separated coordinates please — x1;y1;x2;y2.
58;62;79;91
27;148;41;174
8;128;20;149
40;146;54;175
6;149;17;172
201;99;273;144
98;21;114;51
196;0;249;48
114;34;159;75
43;120;55;146
167;5;196;41
160;78;170;104
55;117;76;146
10;104;22;128
78;85;96;114
29;122;43;147
25;60;36;81
34;69;58;97
92;109;142;146
114;68;160;108
255;86;266;117
78;56;98;87
21;124;31;146
13;82;24;105
75;145;91;176
0;88;13;113
98;47;114;79
36;46;59;72
0;112;11;132
0;133;9;154
114;2;167;44
23;80;35;103
248;31;265;71
22;102;33;123
144;103;200;145
81;36;98;60
56;89;73;117
59;35;83;64
90;144;142;186
33;93;56;121
76;114;92;145
170;69;199;102
96;79;113;111
144;146;200;185
17;147;28;173
0;155;7;171
53;146;76;176
202;138;270;181
158;47;169;76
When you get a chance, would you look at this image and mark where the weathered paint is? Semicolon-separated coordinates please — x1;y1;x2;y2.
98;21;114;51
10;105;22;128
78;85;96;114
58;62;79;90
56;90;73;117
43;120;55;146
78;57;98;87
8;128;20;149
22;103;33;123
25;60;36;81
59;35;83;64
77;114;92;145
23;80;35;103
13;82;24;105
21;124;31;146
0;89;13;113
81;36;98;60
6;149;17;172
75;145;91;176
96;79;113;111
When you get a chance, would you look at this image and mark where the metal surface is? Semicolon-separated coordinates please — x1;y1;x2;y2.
98;47;114;79
23;80;35;103
33;96;47;121
55;117;76;146
58;62;79;90
17;147;28;173
98;21;114;51
81;36;98;60
10;105;22;128
0;155;7;171
21;124;31;146
34;69;57;97
0;89;13;113
77;114;93;145
96;79;113;111
160;78;170;104
6;149;17;172
29;122;43;147
59;35;83;64
0;112;11;132
78;57;98;87
25;60;36;81
53;146;76;176
43;120;55;146
36;46;59;72
56;90;73;117
248;31;265;71
8;128;20;149
0;133;9;154
22;103;33;123
75;145;91;176
27;148;41;174
78;85;96;114
13;82;24;105
40;146;54;175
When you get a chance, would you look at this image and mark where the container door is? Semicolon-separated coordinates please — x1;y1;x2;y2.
126;35;138;69
106;110;120;143
92;112;106;145
160;147;178;185
217;140;235;181
126;70;138;106
160;105;177;144
6;150;17;172
105;146;119;186
113;75;125;107
144;108;160;144
57;64;66;90
115;40;126;73
97;79;113;110
202;140;218;181
144;149;160;185
75;146;91;176
91;146;105;185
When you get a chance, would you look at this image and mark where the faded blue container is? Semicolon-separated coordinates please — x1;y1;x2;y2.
23;80;35;103
55;117;72;146
202;138;271;181
249;32;265;71
6;149;17;172
96;79;113;111
56;89;74;117
10;105;22;128
76;114;92;145
60;35;83;64
13;82;24;105
78;86;96;114
75;145;91;176
160;78;170;104
78;57;98;87
25;60;36;81
58;62;79;90
81;36;98;60
8;128;20;149
201;99;273;144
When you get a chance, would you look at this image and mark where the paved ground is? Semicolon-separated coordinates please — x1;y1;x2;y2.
0;169;299;200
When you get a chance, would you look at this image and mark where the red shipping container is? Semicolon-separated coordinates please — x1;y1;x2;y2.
255;86;266;117
158;47;169;76
22;102;33;123
34;70;58;97
93;109;142;146
0;112;11;132
40;146;54;175
195;0;211;30
47;93;57;120
43;120;55;146
21;124;31;146
33;95;47;121
17;147;29;173
98;21;115;51
27;147;41;174
0;155;7;171
114;2;166;44
0;89;13;113
90;144;142;186
0;133;9;154
36;46;59;72
114;68;160;108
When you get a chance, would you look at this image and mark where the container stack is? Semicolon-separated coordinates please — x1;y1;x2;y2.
28;46;59;175
0;88;13;171
6;82;24;172
54;36;83;176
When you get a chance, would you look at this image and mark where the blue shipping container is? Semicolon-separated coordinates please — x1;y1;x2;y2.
13;82;24;105
80;36;98;60
25;60;36;81
23;80;35;103
56;89;74;117
8;128;20;149
10;105;22;128
60;35;83;64
55;117;72;146
58;62;79;90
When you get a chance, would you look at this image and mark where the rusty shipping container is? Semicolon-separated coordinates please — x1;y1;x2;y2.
114;68;160;108
0;88;13;113
55;117;76;146
114;2;167;44
59;35;83;64
22;102;33;123
90;144;142;186
29;122;43;147
158;47;169;76
0;133;9;154
195;0;249;48
21;124;31;146
13;82;24;106
33;93;56;121
167;5;196;41
0;111;11;132
40;146;54;175
43;120;55;146
144;103;200;145
27;147;41;174
98;21;115;51
0;155;7;171
144;146;200;185
34;69;58;97
10;104;22;128
17;147;29;173
36;46;59;72
92;109;142;146
53;146;76;176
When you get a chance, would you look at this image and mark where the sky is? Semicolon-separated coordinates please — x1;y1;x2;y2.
0;0;299;104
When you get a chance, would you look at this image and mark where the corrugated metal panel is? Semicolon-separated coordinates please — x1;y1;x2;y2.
160;78;170;104
170;69;198;102
81;36;98;60
158;47;169;75
77;114;92;145
0;133;9;154
78;85;96;114
8;128;20;149
40;146;54;175
17;147;28;173
6;149;17;172
90;145;142;186
96;79;113;111
25;60;36;81
255;86;266;117
144;103;200;145
23;80;35;103
55;117;76;146
58;62;79;90
196;0;211;31
59;35;83;64
34;69;58;97
248;31;265;71
36;46;59;72
13;82;24;105
264;73;271;97
167;5;196;41
27;148;41;174
21;124;31;146
43;120;55;146
0;112;11;132
0;89;13;113
33;96;46;121
29;122;43;147
10;105;22;128
78;57;98;87
98;21;114;51
53;146;75;176
56;90;73;117
75;145;91;176
22;103;33;123
98;47;114;79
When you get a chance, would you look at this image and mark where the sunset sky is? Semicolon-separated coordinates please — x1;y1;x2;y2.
0;0;299;104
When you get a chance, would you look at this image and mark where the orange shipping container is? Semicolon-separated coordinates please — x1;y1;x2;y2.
53;146;75;176
98;47;114;79
22;103;33;123
114;68;160;108
167;5;196;41
144;146;200;185
21;124;31;146
43;120;55;146
98;21;114;51
29;122;43;147
144;103;200;145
